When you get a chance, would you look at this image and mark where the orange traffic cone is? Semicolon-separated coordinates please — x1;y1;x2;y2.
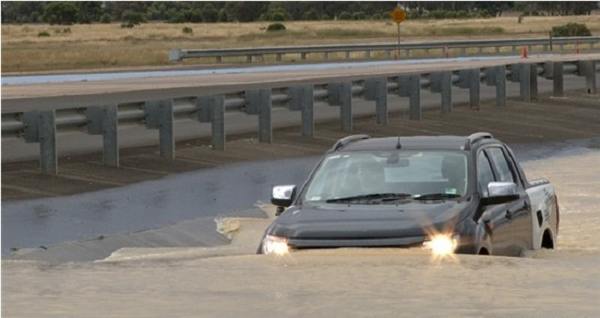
520;46;528;59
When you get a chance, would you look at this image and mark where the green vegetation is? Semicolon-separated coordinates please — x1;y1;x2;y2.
266;23;286;32
1;2;598;24
182;26;193;35
552;23;592;37
426;26;505;36
315;28;387;38
37;31;50;37
121;10;146;28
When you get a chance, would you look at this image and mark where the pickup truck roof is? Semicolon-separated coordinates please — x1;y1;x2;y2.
330;132;497;153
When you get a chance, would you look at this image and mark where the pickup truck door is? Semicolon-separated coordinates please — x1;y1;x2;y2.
488;146;533;253
477;150;513;256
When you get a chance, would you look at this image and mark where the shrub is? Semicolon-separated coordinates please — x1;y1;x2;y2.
217;9;230;22
352;11;366;20
408;10;420;19
455;10;469;19
266;23;286;32
261;8;291;21
121;10;146;27
302;9;319;21
182;26;193;35
100;14;112;24
37;31;50;37
552;23;592;37
339;12;352;20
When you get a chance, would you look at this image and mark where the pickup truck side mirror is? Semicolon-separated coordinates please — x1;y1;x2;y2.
271;185;297;208
481;182;519;206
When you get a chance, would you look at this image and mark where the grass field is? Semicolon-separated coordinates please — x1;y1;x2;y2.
2;16;599;73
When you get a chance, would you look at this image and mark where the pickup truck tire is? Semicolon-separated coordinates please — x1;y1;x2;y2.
541;229;555;249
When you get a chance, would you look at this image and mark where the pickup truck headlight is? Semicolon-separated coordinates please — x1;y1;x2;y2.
423;234;460;256
262;235;289;255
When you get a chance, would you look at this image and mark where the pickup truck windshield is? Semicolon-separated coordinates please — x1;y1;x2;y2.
303;150;469;204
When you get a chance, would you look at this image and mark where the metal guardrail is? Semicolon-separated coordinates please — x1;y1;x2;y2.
1;59;598;174
170;37;600;62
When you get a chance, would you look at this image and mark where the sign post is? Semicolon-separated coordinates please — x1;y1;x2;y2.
390;7;407;60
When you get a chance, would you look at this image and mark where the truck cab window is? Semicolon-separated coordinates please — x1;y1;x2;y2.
477;152;496;197
488;148;515;183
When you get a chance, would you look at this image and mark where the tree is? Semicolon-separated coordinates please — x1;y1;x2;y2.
473;2;514;17
225;2;268;22
217;9;230;22
76;2;103;23
202;3;219;23
43;2;78;25
121;10;146;27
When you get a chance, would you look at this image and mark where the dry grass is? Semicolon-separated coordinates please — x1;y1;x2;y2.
2;16;599;73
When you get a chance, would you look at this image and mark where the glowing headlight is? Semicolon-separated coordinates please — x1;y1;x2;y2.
262;235;289;255
423;234;459;256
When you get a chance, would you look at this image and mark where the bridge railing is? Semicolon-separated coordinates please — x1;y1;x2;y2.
1;59;598;174
170;37;600;62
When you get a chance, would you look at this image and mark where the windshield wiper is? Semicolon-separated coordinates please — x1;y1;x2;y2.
413;193;461;201
326;193;412;203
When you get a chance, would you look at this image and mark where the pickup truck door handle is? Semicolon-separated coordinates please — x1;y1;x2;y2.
505;210;513;220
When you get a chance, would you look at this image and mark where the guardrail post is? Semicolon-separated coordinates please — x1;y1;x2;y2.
103;105;119;167
520;64;531;102
486;66;506;106
429;72;453;114
398;75;421;120
290;86;314;137
496;66;507;107
578;60;597;95
87;105;120;167
276;54;282;62
530;63;539;100
458;69;480;109
509;64;530;102
553;62;564;97
441;71;452;114
212;96;226;150
198;95;226;150
328;82;353;131
246;89;272;143
365;78;388;124
159;100;174;158
470;69;480;109
39;110;58;174
145;99;174;159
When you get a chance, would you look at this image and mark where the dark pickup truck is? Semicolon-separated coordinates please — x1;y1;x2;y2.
258;133;559;257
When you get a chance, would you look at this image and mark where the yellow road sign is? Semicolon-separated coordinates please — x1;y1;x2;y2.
390;7;407;24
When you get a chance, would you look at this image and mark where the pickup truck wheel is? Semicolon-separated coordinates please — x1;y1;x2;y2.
478;248;490;255
541;229;555;249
